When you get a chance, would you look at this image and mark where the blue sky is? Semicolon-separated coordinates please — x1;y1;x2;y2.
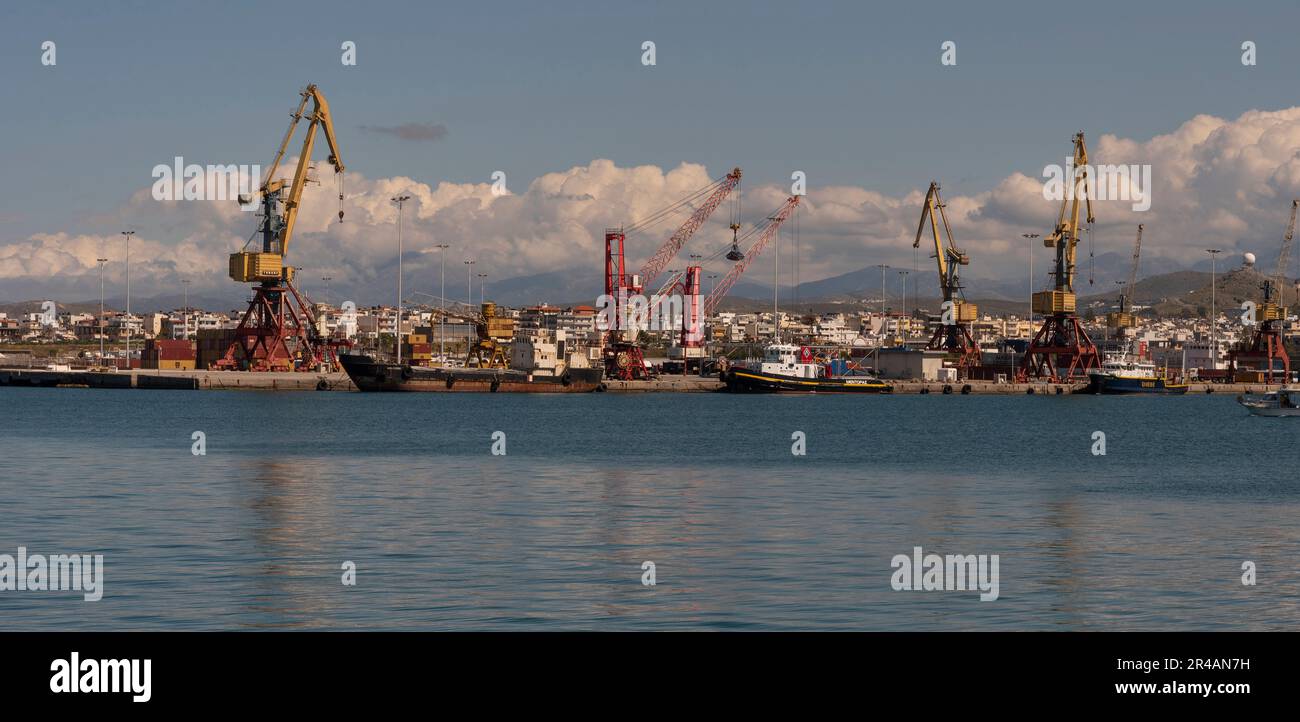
3;1;1296;234
4;0;1300;303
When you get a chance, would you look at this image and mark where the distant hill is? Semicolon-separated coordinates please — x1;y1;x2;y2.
1150;266;1297;318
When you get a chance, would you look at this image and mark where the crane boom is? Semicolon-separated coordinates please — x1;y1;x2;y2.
1045;132;1094;293
638;168;741;288
704;196;800;316
1122;223;1143;312
270;84;345;258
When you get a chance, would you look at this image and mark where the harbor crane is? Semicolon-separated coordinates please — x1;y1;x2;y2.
1230;199;1298;383
603;168;741;380
1019;132;1101;382
913;181;979;372
1106;224;1144;337
217;83;348;371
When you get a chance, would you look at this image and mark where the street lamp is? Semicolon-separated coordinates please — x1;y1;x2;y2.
1023;233;1040;323
121;230;134;363
898;270;910;316
97;257;108;361
464;259;475;307
876;264;890;316
391;195;411;363
477;273;488;305
321;276;332;304
1206;248;1222;370
434;244;449;361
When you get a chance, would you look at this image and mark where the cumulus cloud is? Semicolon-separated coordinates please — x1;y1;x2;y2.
359;122;449;142
8;105;1300;304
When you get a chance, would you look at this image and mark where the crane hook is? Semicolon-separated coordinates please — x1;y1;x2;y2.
726;223;744;261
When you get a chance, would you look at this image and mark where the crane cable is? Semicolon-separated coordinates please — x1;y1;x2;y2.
624;175;728;237
1087;222;1096;286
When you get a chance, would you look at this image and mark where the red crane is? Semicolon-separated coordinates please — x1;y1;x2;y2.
602;167;741;380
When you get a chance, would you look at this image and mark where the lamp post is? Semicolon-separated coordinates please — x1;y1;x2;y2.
321;276;332;304
434;244;449;362
464;259;475;307
97;257;108;361
391;195;411;363
876;264;889;316
898;270;910;316
121;230;134;364
477;273;488;305
1023;233;1040;324
1206;248;1222;370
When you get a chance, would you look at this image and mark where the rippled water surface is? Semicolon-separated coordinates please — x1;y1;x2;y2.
2;387;1297;630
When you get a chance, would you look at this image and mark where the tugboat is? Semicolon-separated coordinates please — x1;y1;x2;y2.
1087;352;1188;394
723;344;892;394
1237;387;1300;416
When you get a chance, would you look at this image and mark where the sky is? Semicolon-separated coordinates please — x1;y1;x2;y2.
5;0;1300;307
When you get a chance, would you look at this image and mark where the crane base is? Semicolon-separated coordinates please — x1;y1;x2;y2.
926;323;981;375
1228;325;1291;383
215;280;341;372
1018;314;1100;382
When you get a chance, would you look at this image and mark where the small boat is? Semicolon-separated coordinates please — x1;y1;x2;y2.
1237;387;1300;416
1087;353;1188;394
723;344;892;394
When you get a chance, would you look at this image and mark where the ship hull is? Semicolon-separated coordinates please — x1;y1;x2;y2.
340;354;603;393
723;368;892;394
1088;374;1188;394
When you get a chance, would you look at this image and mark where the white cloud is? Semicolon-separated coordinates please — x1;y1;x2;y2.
8;106;1300;304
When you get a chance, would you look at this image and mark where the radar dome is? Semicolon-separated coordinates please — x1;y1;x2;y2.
1243;252;1256;266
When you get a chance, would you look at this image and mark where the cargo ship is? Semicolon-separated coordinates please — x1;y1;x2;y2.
340;327;603;393
723;344;892;394
1086;353;1188;394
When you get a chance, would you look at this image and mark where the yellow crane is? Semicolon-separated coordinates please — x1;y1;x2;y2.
229;83;344;284
913;181;979;371
1020;132;1101;381
217;83;347;371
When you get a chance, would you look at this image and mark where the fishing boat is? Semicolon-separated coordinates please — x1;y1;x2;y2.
1237;387;1300;416
723;344;892;393
1087;352;1188;394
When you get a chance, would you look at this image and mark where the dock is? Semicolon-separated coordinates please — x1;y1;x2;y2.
0;367;356;391
0;366;1288;395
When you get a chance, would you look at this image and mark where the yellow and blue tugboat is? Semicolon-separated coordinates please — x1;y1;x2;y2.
723;344;892;394
1087;353;1188;394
